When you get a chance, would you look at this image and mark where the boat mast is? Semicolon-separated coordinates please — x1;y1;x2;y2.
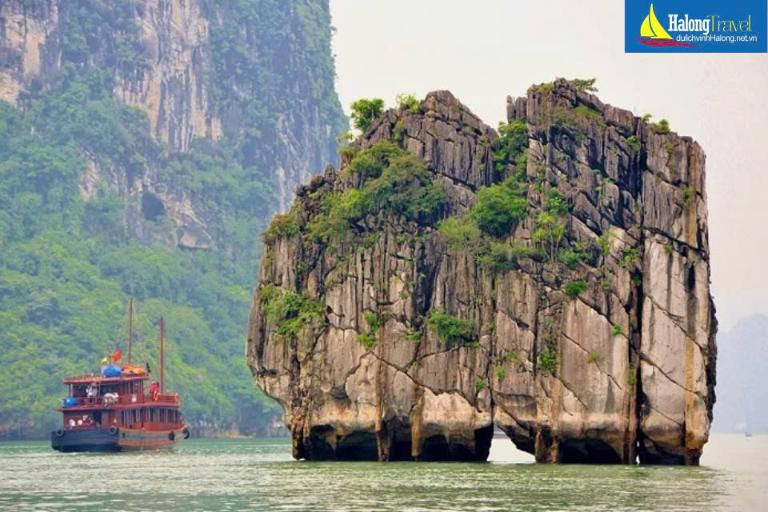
159;316;164;394
127;297;133;363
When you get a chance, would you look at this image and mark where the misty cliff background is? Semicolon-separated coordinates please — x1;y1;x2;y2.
0;0;346;438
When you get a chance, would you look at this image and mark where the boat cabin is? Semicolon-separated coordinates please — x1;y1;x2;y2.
59;374;182;432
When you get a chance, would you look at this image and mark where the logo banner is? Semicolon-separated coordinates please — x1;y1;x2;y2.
625;0;767;53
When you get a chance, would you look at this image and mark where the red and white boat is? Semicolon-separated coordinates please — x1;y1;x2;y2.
51;306;189;452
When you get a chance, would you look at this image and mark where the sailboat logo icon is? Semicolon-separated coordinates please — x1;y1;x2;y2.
638;3;695;47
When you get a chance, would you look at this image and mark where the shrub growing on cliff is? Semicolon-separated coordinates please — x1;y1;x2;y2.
396;93;420;113
493;120;529;174
406;328;422;343
570;78;598;92
350;98;385;132
560;242;590;269
437;216;482;249
650;119;671;135
619;247;640;269
263;212;299;242
260;284;323;339
477;241;541;273
546;190;570;216
537;348;558;374
564;279;588;299
533;212;566;261
529;82;554;95
551;104;604;142
357;332;377;350
345;140;402;178
309;142;446;241
364;311;381;332
472;177;527;237
427;310;476;348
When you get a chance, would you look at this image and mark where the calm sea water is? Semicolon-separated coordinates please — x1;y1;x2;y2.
0;434;765;511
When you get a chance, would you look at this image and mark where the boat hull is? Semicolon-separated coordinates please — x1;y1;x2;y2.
116;427;188;451
51;426;189;452
51;427;120;452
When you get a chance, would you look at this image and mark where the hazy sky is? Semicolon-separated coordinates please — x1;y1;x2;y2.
329;0;768;329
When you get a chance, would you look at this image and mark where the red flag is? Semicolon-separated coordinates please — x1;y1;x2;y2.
112;349;122;363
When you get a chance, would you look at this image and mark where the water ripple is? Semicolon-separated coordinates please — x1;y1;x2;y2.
0;435;765;511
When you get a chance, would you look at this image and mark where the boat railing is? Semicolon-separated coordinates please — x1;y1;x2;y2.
152;393;180;404
63;393;180;408
64;374;103;382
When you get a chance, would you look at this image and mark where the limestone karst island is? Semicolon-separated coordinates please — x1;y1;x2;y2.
248;80;716;465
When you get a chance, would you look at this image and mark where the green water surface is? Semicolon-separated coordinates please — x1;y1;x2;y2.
0;435;765;511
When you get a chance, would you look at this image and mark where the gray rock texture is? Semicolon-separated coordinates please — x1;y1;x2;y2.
0;0;345;246
248;79;716;464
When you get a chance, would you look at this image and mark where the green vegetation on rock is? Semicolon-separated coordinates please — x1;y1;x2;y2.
309;142;446;241
396;93;421;113
649;119;671;135
434;119;537;273
619;247;641;269
350;98;385;132
437;216;483;249
570;78;598;92
560;243;589;269
260;284;323;340
472;177;528;237
427;310;477;348
263;212;300;243
537;348;558;374
493;120;528;174
683;186;695;208
564;280;588;299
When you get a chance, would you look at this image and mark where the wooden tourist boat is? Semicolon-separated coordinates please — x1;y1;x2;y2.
51;305;189;452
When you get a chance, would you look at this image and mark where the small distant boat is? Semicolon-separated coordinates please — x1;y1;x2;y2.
745;431;752;438
638;3;695;48
51;301;189;452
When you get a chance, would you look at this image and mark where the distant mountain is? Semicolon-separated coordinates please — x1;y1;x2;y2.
0;0;346;439
712;314;768;433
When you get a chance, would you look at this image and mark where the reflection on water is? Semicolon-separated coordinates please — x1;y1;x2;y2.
0;435;765;511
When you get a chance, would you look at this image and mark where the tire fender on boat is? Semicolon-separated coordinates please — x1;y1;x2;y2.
55;429;64;437
182;427;190;440
109;426;118;436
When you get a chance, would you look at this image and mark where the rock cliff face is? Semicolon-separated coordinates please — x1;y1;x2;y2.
0;0;345;244
248;79;717;464
0;0;345;438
